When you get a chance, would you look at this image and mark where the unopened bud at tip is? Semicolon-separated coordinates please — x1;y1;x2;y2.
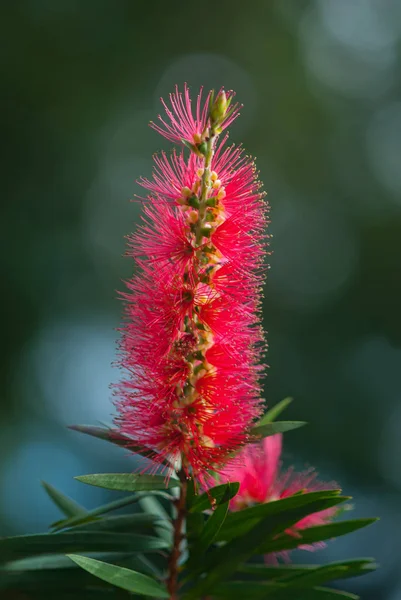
210;91;228;125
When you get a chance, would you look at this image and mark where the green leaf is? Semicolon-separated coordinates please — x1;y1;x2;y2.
189;484;231;564
17;592;115;599
138;494;171;522
51;493;143;531
186;478;205;548
210;580;278;598
69;424;146;451
67;554;169;598
239;563;318;579
138;495;173;545
250;420;307;439
186;511;204;545
230;495;349;543
0;553;164;592
41;481;88;519
216;490;344;541
277;587;360;599
1;551;156;571
69;513;162;533
238;558;377;583
189;482;240;513
0;565;99;592
69;424;172;467
258;518;378;554
75;473;180;492
211;581;359;599
0;532;169;564
180;138;198;154
0;554;137;591
281;560;377;587
257;397;294;424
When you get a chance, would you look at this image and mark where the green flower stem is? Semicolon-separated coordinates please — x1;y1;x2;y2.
195;135;216;247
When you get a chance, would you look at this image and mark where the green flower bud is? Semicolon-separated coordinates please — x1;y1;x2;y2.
187;195;200;209
201;226;213;238
210;91;227;124
197;141;208;155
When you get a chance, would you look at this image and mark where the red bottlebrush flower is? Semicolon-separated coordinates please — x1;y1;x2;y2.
114;85;268;480
220;434;339;562
150;84;241;146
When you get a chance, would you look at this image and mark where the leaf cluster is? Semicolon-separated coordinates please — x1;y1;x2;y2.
0;402;377;599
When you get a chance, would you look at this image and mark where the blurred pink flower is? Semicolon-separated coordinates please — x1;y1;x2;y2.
221;434;339;561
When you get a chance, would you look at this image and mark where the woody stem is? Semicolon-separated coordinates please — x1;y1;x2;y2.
167;470;188;599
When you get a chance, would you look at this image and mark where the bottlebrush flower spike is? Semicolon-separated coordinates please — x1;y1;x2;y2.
220;434;339;561
115;85;268;480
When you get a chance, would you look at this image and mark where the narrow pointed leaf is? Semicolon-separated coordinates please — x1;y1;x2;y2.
239;563;319;579
180;138;198;153
51;493;142;531
0;554;153;591
212;581;359;599
0;532;168;564
283;561;377;587
189;484;231;564
69;424;172;467
0;551;158;576
67;554;169;598
69;424;147;452
258;518;378;554
75;473;179;492
216;490;343;541
211;580;280;597
239;558;377;583
277;587;359;599
257;397;294;425
0;565;103;591
218;497;350;543
138;495;173;544
304;587;359;600
190;482;240;513
289;567;352;588
19;592;114;600
70;513;162;533
41;481;87;519
250;420;307;439
1;553;122;573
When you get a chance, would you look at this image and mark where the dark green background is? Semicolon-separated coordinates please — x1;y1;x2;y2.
1;1;401;598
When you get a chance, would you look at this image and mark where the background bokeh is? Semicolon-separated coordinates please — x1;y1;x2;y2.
1;1;401;597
